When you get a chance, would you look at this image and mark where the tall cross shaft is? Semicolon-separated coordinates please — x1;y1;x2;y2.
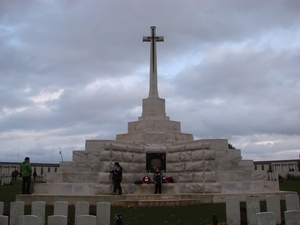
143;26;164;98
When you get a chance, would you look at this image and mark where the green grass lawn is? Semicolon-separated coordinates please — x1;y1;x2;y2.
0;179;299;225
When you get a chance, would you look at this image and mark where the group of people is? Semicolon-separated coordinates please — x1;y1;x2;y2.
19;158;166;195
110;162;165;195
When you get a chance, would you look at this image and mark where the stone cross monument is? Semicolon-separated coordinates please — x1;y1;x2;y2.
26;26;285;205
116;26;193;144
143;26;164;98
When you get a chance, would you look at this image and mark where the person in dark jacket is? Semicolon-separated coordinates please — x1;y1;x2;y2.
11;170;19;181
110;162;123;195
153;168;163;194
33;170;37;181
20;157;32;194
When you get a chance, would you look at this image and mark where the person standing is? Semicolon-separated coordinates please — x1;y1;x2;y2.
20;157;32;194
33;170;37;181
110;162;123;195
153;168;163;194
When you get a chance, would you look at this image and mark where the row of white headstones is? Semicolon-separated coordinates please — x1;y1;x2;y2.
0;201;110;225
0;195;299;225
226;194;300;225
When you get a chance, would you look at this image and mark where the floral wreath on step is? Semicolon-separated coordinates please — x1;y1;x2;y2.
134;176;173;184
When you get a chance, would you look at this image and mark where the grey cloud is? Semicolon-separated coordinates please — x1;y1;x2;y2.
0;0;299;162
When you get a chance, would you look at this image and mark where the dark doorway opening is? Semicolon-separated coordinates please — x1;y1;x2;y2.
146;153;166;172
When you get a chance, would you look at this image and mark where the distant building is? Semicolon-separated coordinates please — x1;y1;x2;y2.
253;159;300;174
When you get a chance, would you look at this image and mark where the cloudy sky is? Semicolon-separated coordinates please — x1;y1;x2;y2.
1;0;299;163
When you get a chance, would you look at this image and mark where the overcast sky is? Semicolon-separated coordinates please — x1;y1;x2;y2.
1;0;299;163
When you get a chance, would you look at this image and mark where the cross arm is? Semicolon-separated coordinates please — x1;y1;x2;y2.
143;36;151;42
143;36;164;42
155;36;164;42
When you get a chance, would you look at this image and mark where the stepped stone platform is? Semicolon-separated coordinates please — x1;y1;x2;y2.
16;138;287;206
17;191;296;207
28;139;280;196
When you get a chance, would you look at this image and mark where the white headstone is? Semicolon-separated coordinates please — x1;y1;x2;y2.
246;196;260;225
31;201;45;225
266;195;281;224
9;201;24;225
256;212;276;225
18;215;38;225
284;210;300;225
97;202;111;225
0;215;8;225
77;215;96;225
75;202;89;225
0;202;3;215
286;194;300;210
48;215;67;225
54;201;68;216
226;197;240;225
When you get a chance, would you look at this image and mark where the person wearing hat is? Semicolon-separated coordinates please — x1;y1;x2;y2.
20;157;32;194
110;162;123;195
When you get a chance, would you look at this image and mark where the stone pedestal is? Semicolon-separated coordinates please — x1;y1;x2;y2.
33;139;279;196
116;97;193;143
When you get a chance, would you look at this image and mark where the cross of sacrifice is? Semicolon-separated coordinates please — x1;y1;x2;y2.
143;26;164;98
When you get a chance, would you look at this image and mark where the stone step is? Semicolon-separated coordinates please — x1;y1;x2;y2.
116;194;211;207
122;194;198;200
117;198;202;207
16;191;297;206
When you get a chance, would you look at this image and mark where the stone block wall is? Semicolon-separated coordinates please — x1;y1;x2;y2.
36;139;278;195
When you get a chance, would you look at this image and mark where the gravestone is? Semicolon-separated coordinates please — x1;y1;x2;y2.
0;215;8;225
54;201;68;216
18;215;38;225
284;210;300;225
286;194;300;210
97;202;110;225
9;201;24;225
226;197;240;225
256;212;276;225
75;202;89;225
77;215;96;225
0;202;3;215
266;195;281;224
48;215;67;225
246;196;260;225
31;201;45;225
